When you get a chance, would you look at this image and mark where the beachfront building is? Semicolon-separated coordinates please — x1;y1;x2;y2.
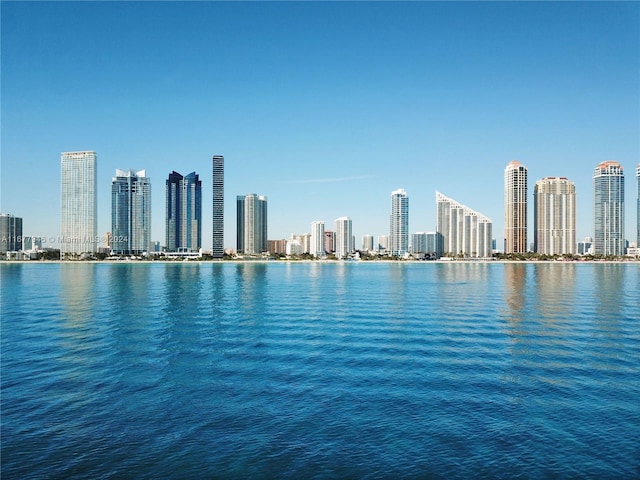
166;171;202;252
533;177;576;255
593;161;625;256
237;193;268;255
334;216;353;259
0;213;22;254
212;155;224;258
504;160;528;253
60;151;97;255
310;221;325;257
436;191;492;258
390;188;409;256
111;169;151;255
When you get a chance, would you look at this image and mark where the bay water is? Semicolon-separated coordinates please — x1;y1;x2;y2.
1;262;639;478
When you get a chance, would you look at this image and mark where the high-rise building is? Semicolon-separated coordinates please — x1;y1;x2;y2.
267;239;287;255
436;191;492;258
533;177;576;255
0;213;22;253
426;232;437;254
310;221;325;257
593;161;625;256
411;232;427;254
212;155;224;258
636;163;639;245
166;171;202;252
112;169;151;255
362;234;374;252
504;161;528;253
390;188;409;256
334;216;353;259
378;235;389;252
236;193;267;255
60;151;97;255
324;231;335;254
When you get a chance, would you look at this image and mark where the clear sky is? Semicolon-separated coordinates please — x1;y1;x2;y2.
2;1;639;250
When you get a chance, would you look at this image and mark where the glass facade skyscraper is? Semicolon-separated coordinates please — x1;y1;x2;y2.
389;188;409;256
236;193;267;255
112;169;151;255
166;171;202;252
593;161;625;256
60;151;97;255
0;213;23;253
533;177;576;255
436;191;493;258
504;161;528;253
212;155;224;258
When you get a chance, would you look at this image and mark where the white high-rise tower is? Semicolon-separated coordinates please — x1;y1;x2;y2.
390;188;409;256
60;151;97;255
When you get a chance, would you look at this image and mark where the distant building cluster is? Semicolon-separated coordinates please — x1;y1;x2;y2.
2;153;639;260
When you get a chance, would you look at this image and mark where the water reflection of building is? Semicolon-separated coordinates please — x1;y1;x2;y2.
593;264;626;323
533;264;576;321
503;263;527;324
60;264;96;325
236;263;268;321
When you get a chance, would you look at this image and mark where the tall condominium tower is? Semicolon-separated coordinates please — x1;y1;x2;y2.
212;155;224;258
436;191;493;258
593;161;625;256
390;188;409;256
60;151;97;255
166;171;202;252
324;231;335;254
334;216;353;259
533;177;576;255
310;221;325;257
411;232;427;254
0;213;23;253
504;161;528;253
236;193;267;255
362;234;374;252
112;169;151;255
637;163;639;245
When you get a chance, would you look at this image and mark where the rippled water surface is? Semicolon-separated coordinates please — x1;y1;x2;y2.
2;262;639;479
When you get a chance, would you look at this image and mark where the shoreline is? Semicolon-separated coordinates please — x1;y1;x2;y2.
2;258;639;265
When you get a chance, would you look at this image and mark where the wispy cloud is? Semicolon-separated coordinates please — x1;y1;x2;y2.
285;175;375;185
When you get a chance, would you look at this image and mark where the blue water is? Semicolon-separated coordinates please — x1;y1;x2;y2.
1;262;639;479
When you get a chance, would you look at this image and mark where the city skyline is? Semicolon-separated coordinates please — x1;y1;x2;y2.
2;2;638;248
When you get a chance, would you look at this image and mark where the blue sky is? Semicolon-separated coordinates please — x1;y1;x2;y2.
2;1;638;250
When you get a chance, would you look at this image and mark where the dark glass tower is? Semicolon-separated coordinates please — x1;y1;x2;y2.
212;155;224;258
112;169;151;255
166;171;202;252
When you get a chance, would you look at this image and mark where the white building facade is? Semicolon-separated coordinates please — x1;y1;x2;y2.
61;151;97;255
534;177;576;255
436;191;492;258
390;188;409;256
334;216;353;259
310;221;325;257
